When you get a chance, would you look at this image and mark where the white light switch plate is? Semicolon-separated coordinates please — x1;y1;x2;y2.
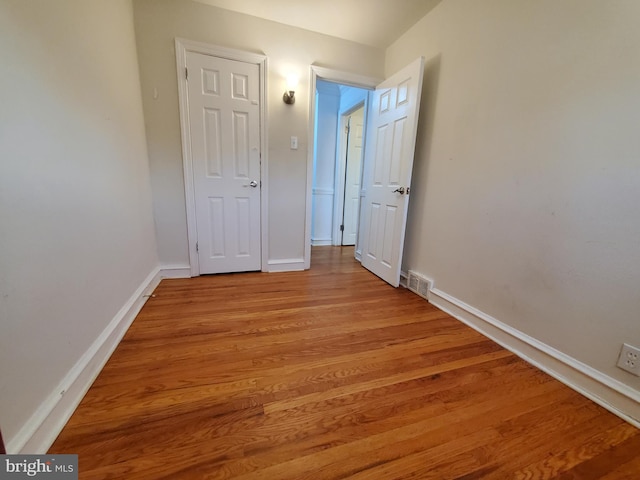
290;136;298;150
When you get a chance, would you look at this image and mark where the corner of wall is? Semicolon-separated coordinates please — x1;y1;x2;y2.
426;286;640;429
9;267;162;454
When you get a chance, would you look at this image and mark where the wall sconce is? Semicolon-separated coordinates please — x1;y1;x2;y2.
283;74;298;105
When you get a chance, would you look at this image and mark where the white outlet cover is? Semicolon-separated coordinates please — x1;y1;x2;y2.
616;343;640;376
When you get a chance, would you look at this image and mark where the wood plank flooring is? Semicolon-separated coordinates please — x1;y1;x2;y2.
51;247;639;479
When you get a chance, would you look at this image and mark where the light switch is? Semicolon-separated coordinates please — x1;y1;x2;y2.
290;136;298;150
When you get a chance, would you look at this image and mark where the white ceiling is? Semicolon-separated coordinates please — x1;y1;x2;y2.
192;0;442;49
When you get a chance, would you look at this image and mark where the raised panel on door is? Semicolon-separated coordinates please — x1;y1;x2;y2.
204;108;223;177
207;197;225;258
360;57;425;287
235;196;252;256
372;124;389;186
366;203;381;259
381;205;398;267
389;118;406;185
187;52;261;274
232;111;250;178
202;68;220;95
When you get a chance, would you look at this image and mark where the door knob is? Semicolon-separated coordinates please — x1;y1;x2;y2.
244;180;258;188
392;187;405;194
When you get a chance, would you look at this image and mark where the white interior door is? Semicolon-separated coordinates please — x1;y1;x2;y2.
360;57;425;287
342;107;364;246
187;52;261;274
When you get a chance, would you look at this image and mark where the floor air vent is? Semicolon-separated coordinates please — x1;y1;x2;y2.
406;271;433;300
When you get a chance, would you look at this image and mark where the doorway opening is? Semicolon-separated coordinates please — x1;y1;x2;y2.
306;59;425;287
310;77;372;260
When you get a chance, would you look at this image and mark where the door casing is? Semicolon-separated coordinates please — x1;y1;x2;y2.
176;38;268;276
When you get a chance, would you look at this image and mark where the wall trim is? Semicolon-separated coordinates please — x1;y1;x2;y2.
159;264;192;279
429;287;640;428
267;258;306;272
8;267;162;454
311;239;332;246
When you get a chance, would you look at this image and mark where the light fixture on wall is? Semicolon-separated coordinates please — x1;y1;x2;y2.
283;74;298;105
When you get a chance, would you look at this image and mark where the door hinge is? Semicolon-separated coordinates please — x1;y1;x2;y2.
185;67;188;80
340;225;344;232
196;242;198;252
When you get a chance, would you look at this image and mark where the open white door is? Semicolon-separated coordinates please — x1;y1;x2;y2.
342;107;365;246
360;57;424;287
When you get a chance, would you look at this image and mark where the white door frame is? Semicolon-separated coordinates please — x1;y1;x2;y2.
305;66;381;269
333;101;366;247
176;38;269;277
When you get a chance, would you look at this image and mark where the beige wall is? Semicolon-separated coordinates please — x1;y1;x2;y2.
0;0;158;447
387;0;640;390
132;0;384;266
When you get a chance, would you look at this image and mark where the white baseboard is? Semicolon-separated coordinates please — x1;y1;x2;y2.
267;258;306;272
311;239;333;246
429;288;640;428
10;266;162;454
160;264;191;278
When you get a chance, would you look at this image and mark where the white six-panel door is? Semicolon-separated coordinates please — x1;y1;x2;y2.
360;57;425;287
342;107;365;246
186;52;261;274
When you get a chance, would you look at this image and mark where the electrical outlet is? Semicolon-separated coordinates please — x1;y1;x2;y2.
616;343;640;376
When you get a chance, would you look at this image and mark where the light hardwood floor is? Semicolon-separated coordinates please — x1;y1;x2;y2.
51;247;639;479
